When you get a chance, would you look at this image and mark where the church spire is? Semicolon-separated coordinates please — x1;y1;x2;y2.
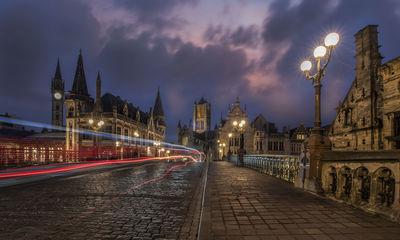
153;87;164;119
52;58;64;90
94;71;102;113
71;50;89;96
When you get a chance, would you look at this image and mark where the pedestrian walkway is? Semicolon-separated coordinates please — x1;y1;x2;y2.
201;161;400;240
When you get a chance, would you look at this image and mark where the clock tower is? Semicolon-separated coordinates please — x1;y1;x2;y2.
51;59;65;127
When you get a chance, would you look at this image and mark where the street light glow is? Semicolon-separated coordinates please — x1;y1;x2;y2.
98;120;104;127
313;46;327;58
228;133;232;138
324;32;339;47
300;60;312;72
88;119;94;125
233;121;238;126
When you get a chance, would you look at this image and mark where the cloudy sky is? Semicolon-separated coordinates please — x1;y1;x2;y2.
1;0;400;140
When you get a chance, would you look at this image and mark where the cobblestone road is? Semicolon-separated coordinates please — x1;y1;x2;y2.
0;161;204;240
202;161;400;240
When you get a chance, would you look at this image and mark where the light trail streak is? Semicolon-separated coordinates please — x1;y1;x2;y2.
0;116;201;155
0;155;197;179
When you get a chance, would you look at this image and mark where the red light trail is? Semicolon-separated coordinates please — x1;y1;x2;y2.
0;155;198;179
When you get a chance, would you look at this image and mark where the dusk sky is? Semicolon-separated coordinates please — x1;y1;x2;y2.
1;0;400;140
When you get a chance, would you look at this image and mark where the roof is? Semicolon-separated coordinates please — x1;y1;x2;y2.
101;93;150;125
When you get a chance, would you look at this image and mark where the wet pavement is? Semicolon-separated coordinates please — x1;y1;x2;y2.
201;161;400;240
0;161;204;240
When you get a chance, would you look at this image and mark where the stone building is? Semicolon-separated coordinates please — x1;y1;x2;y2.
215;98;290;159
177;98;216;159
329;25;400;151
288;123;311;155
319;25;400;221
51;51;165;152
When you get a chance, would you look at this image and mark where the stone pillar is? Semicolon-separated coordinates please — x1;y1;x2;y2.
303;131;331;194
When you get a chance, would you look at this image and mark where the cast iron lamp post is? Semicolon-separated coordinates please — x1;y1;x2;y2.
232;119;246;166
299;32;339;192
300;32;339;134
227;133;233;161
88;118;105;159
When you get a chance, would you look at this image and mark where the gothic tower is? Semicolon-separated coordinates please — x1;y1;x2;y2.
51;59;65;127
193;97;211;133
65;50;92;151
152;88;166;137
354;25;383;149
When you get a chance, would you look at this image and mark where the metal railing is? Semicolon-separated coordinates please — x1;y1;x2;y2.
229;154;300;183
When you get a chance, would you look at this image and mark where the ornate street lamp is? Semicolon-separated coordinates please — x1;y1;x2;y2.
227;133;233;161
300;32;339;134
88;118;104;159
232;119;246;166
134;131;140;157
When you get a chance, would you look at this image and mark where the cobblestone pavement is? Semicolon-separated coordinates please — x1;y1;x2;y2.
0;160;204;240
202;161;400;240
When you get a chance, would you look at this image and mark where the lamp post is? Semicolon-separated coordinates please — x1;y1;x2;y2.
300;32;339;134
88;118;105;159
134;131;139;157
232;119;246;166
227;133;233;161
299;32;339;192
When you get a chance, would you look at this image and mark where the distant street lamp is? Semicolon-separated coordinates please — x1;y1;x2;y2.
300;32;339;134
134;131;140;157
232;119;246;166
88;118;104;159
227;133;233;161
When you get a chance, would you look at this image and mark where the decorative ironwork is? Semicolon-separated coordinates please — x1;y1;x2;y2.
230;154;300;183
340;167;352;199
328;167;337;194
377;168;395;207
357;167;370;202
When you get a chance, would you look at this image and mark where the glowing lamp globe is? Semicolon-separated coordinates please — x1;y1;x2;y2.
313;46;327;58
300;60;312;72
88;119;94;125
324;32;339;47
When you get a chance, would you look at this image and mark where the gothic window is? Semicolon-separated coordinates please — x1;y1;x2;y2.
362;117;366;126
362;139;366;145
260;141;263;151
68;107;74;117
362;88;365;97
56;105;60;111
344;109;352;126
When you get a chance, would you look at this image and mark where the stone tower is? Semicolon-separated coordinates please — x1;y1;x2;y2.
329;25;384;151
193;97;211;133
65;50;93;151
354;25;383;149
51;59;65;127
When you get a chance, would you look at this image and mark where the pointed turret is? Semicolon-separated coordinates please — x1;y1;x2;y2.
71;50;89;96
153;88;164;118
94;71;102;113
178;120;182;129
52;58;64;90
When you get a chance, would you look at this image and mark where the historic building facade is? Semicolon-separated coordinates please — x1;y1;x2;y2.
319;25;400;220
215;98;291;158
329;25;400;151
51;51;165;152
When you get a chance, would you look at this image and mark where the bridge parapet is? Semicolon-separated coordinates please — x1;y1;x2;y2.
229;154;300;183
